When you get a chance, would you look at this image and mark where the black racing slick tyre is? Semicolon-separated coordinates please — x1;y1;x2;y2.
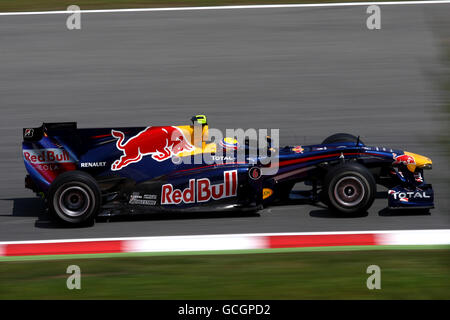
47;171;101;225
324;163;376;215
322;133;364;145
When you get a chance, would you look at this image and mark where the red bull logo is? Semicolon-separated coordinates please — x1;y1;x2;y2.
23;148;76;181
161;170;238;205
393;154;415;166
111;126;193;171
23;149;73;164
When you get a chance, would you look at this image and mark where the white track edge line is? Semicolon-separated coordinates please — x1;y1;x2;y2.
1;1;450;16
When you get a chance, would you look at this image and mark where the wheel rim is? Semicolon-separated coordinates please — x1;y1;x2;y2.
57;185;91;217
333;176;365;207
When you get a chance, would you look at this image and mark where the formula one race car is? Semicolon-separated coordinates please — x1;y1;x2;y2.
22;115;434;225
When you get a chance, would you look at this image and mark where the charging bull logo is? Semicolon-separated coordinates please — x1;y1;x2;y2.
393;154;415;166
111;126;193;171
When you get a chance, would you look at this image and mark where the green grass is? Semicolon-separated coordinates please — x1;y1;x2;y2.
0;0;422;13
0;249;449;299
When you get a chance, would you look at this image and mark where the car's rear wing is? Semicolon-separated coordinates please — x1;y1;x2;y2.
23;122;77;142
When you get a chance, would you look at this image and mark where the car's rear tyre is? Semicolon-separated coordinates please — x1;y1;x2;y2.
324;163;376;215
48;171;101;225
322;133;364;145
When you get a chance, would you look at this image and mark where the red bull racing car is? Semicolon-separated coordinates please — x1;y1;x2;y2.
22;115;434;225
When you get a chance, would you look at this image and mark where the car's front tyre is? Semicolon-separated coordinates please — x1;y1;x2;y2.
324;163;376;215
47;171;101;225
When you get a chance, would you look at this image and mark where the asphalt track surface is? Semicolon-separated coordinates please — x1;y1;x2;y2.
0;4;449;241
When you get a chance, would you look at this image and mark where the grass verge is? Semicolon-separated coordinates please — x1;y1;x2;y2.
0;248;449;299
0;0;425;13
